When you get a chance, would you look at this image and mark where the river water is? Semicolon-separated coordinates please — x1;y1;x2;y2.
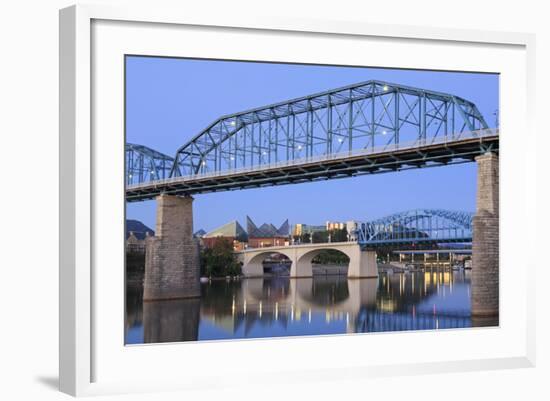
125;269;497;344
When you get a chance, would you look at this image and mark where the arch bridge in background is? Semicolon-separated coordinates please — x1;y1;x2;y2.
357;209;474;246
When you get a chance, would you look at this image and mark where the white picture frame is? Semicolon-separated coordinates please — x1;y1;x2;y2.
59;4;536;397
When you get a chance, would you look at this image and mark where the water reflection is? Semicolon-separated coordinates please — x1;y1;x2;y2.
126;269;497;344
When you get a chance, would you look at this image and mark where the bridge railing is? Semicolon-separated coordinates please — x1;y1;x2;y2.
127;128;498;189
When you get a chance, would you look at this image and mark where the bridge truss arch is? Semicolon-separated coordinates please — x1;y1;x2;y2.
125;143;174;185
357;209;474;246
169;80;490;178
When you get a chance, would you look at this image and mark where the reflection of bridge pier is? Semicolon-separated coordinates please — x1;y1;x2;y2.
472;152;499;318
143;297;201;343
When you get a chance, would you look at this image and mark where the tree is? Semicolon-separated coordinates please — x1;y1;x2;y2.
200;238;242;277
300;233;311;244
312;230;328;243
330;228;348;242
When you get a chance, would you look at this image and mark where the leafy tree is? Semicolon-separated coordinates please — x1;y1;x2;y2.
329;228;348;242
312;230;329;243
200;238;242;277
312;249;350;265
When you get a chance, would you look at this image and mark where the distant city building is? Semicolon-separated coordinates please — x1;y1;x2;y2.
126;219;154;240
193;229;207;238
247;216;289;248
346;220;359;242
326;221;346;231
126;230;149;253
292;223;325;237
202;220;248;251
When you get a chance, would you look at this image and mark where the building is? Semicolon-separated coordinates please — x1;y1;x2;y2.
346;220;359;241
247;216;290;248
202;220;248;251
126;219;154;240
193;229;206;238
292;223;325;237
326;221;346;231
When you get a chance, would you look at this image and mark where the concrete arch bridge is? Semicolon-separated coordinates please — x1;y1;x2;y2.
237;241;377;278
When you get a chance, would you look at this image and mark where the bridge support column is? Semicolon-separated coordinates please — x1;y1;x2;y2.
348;249;378;278
472;152;499;318
144;194;200;301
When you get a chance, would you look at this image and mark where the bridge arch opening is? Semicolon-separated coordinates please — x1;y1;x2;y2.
245;251;292;277
295;248;351;277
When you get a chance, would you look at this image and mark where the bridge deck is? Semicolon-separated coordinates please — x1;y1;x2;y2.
126;133;498;202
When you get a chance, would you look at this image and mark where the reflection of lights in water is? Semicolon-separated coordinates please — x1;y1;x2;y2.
291;304;294;321
259;301;262;318
436;319;439;330
308;309;312;323
433;304;437;315
325;311;331;323
243;299;247;314
231;299;235;317
412;276;415;295
296;308;302;321
275;302;278;320
412;305;416;319
346;313;349;325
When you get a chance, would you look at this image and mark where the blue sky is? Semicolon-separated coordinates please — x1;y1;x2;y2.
125;56;498;232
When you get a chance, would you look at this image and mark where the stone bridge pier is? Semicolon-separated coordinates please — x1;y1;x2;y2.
144;194;200;301
472;152;499;318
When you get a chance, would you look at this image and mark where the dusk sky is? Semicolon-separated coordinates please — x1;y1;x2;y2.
125;56;498;232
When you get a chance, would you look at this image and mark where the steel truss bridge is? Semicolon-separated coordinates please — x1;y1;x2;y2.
125;80;498;202
357;209;473;247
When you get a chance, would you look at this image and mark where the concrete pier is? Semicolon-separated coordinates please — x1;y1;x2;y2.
472;152;499;317
144;194;200;301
